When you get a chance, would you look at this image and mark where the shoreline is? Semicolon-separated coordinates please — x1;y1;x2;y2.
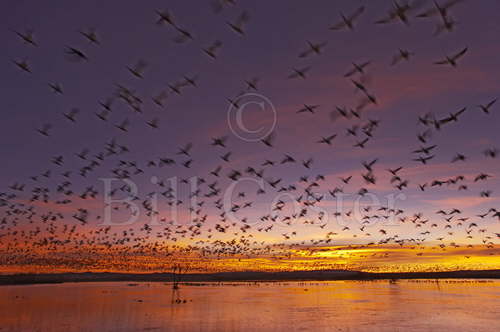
1;269;499;285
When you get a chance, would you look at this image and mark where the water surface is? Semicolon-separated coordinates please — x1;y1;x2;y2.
0;280;498;332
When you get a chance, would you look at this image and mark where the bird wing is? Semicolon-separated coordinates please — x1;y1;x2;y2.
434;59;448;65
452;47;468;60
348;6;365;21
330;21;346;30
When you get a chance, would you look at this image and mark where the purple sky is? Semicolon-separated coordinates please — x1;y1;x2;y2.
1;0;500;247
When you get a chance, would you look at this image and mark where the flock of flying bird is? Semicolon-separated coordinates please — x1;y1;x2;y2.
2;0;500;273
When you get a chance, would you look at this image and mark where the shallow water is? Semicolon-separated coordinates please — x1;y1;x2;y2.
0;280;498;332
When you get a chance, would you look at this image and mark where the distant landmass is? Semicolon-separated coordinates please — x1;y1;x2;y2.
0;270;499;285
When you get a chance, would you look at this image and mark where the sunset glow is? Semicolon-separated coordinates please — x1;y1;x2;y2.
3;1;500;331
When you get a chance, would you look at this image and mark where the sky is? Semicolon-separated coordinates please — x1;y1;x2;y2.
0;0;499;273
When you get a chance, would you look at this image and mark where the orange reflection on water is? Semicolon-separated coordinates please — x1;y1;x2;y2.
0;280;499;332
